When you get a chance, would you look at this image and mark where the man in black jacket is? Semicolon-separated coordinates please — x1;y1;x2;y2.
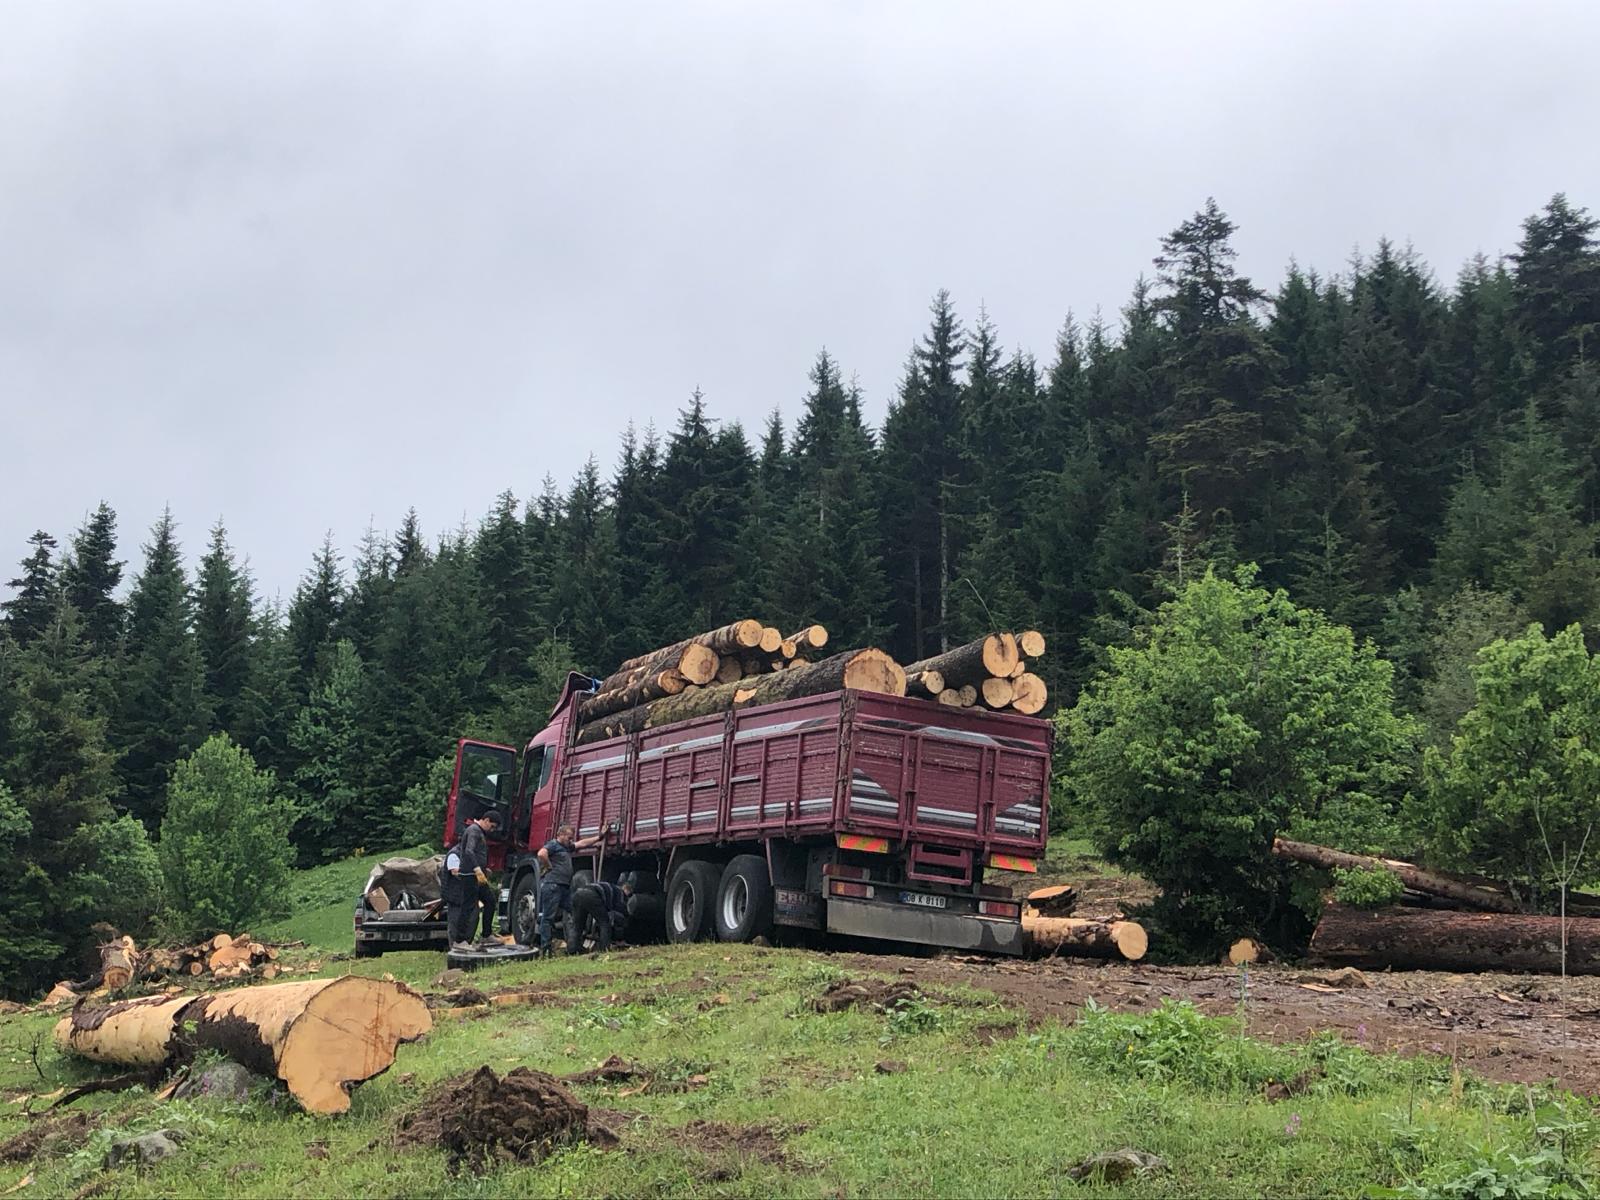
448;810;501;951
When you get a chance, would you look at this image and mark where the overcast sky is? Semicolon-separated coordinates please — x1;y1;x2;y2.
3;0;1597;602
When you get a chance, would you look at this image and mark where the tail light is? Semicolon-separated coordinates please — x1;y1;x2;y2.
828;879;876;899
979;899;1021;919
823;862;869;880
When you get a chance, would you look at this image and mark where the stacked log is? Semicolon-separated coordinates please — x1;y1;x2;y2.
41;932;298;1006
903;631;1049;714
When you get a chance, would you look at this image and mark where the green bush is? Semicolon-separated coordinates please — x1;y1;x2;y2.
1060;568;1414;951
158;734;295;936
1334;866;1405;909
1421;624;1600;902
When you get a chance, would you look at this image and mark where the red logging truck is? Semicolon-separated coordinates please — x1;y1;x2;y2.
355;672;1050;956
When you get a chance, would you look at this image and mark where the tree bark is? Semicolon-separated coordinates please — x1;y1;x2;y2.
1271;838;1524;914
615;620;765;670
904;635;1020;690
54;977;433;1114
1309;903;1600;975
1024;914;1148;961
1011;673;1048;715
578;670;687;722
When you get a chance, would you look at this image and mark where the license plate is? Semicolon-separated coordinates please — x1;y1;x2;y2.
900;891;947;909
394;931;423;942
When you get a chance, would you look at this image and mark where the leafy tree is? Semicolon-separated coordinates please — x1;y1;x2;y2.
1061;568;1412;949
1421;624;1600;901
59;502;124;656
112;510;210;827
1417;586;1526;748
194;520;256;733
159;733;294;935
3;531;59;646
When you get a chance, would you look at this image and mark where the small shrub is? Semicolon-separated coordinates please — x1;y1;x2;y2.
1335;867;1406;909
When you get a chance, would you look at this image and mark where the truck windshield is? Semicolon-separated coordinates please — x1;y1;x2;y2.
454;743;516;840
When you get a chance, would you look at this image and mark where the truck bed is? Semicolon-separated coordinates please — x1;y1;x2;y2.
557;689;1049;870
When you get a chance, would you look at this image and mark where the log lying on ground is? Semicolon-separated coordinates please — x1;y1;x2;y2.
573;650;907;745
1226;937;1272;966
99;936;138;991
1011;673;1048;715
1025;884;1077;916
1024;913;1148;961
904;634;1020;691
54;976;433;1114
615;620;765;671
1309;903;1600;975
1271;837;1524;914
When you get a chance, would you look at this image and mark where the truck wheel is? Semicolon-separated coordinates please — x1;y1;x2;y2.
566;886;612;955
509;871;541;947
354;942;383;958
666;861;720;943
715;855;775;943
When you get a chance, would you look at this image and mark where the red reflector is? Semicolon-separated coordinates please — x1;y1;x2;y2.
987;853;1038;873
822;862;868;880
836;833;890;853
979;900;1021;919
828;879;875;899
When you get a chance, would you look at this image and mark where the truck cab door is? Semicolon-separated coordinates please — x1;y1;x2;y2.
446;739;518;868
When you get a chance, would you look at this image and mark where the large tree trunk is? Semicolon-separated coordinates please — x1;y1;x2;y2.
1309;903;1600;975
54;977;432;1114
574;650;906;746
904;634;1019;690
1271;838;1524;914
1024;914;1148;961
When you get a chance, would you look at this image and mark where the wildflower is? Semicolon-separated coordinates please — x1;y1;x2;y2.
1284;1113;1301;1138
1356;1023;1367;1040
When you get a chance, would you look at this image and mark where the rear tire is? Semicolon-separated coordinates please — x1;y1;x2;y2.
509;871;541;948
566;886;612;955
715;855;774;943
666;861;720;943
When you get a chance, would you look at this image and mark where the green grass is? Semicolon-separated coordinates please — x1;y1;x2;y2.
3;851;1597;1198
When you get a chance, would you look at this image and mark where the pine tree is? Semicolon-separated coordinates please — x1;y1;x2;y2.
59;502;124;655
340;523;393;664
194;520;256;733
476;490;535;684
289;638;367;860
233;599;298;779
553;457;625;669
112;510;210;827
394;508;429;578
287;534;344;688
1510;193;1600;387
3;531;59;646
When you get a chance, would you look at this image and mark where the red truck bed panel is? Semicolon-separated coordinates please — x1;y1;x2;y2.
558;690;1049;861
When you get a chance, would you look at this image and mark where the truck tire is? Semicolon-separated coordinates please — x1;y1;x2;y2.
715;855;774;943
354;942;383;958
509;870;541;948
566;886;612;955
667;860;720;943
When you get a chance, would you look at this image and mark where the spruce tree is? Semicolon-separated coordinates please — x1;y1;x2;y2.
59;502;124;655
476;490;535;683
112;510;210;827
341;523;394;664
289;638;367;860
287;534;344;687
3;531;59;646
233;599;298;780
194;520;256;733
1509;194;1600;387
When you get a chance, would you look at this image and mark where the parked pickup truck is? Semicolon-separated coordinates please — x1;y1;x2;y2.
355;671;1051;956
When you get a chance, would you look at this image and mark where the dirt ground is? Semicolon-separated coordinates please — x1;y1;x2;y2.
855;950;1600;1094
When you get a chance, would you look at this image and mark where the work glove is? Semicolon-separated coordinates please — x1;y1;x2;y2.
474;867;488;885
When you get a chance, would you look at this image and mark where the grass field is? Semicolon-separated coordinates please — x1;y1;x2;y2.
2;852;1597;1198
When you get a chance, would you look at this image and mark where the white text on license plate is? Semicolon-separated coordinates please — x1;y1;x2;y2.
900;891;947;909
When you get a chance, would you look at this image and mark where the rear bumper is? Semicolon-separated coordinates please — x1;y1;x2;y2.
355;917;449;949
825;896;1025;956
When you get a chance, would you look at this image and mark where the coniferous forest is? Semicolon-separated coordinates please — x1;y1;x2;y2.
4;194;1600;994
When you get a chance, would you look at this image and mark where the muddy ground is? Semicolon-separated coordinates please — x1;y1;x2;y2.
854;950;1600;1094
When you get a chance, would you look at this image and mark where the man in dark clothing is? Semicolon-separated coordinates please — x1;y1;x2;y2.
590;876;634;942
535;822;600;956
448;810;501;951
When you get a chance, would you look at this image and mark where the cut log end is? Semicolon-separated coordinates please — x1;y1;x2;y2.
677;644;720;686
981;633;1021;677
980;677;1015;708
1024;914;1148;961
937;689;962;706
759;626;783;654
840;649;907;697
715;657;744;685
1011;673;1047;715
910;669;945;696
1017;630;1046;658
1227;938;1268;966
957;684;978;706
